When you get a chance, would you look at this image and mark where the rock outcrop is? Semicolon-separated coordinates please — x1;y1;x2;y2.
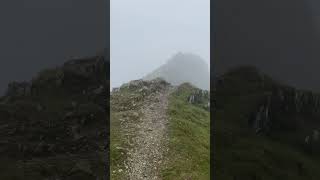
248;86;320;134
215;66;320;154
0;54;109;180
187;88;210;111
214;66;320;179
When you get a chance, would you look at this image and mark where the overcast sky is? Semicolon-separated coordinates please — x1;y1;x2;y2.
0;0;107;95
213;0;320;92
111;0;210;88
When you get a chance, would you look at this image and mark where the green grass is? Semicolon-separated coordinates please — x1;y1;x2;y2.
110;83;210;179
161;85;210;180
110;89;144;179
110;112;129;180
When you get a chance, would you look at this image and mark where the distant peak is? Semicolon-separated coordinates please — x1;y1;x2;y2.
144;52;210;90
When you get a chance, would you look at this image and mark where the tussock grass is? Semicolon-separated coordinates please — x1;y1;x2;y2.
161;85;210;180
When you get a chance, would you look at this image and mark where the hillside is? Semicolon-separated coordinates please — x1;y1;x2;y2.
0;54;109;180
111;79;210;179
214;66;320;180
143;52;210;90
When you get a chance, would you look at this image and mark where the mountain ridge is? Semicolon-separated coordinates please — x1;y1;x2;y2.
214;65;320;179
143;52;210;90
0;54;109;180
111;78;210;179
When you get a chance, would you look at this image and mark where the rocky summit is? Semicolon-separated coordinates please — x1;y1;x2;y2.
0;54;109;180
143;52;210;90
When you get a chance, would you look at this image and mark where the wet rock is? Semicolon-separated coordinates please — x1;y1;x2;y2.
187;89;210;110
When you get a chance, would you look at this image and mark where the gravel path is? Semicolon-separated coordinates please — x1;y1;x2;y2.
126;87;172;180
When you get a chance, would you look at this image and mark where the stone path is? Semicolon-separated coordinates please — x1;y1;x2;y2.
126;87;171;180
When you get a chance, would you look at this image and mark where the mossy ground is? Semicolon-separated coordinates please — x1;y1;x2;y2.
161;85;210;180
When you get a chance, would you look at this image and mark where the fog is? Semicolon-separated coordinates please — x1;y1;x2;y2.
111;0;210;88
213;0;320;92
0;0;107;95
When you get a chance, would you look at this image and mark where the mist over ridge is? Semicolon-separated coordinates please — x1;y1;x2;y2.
143;52;210;90
111;0;210;89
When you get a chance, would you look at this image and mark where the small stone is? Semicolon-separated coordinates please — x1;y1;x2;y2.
132;112;139;117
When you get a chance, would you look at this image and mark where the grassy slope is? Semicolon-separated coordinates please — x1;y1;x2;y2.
214;66;320;180
111;83;210;180
110;111;128;180
110;87;144;179
161;85;210;180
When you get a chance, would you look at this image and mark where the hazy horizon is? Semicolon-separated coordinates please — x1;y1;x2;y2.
111;0;210;88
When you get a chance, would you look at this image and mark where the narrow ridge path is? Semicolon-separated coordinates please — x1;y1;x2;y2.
126;87;172;180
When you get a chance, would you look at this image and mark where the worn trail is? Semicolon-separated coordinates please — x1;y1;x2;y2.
126;87;172;180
